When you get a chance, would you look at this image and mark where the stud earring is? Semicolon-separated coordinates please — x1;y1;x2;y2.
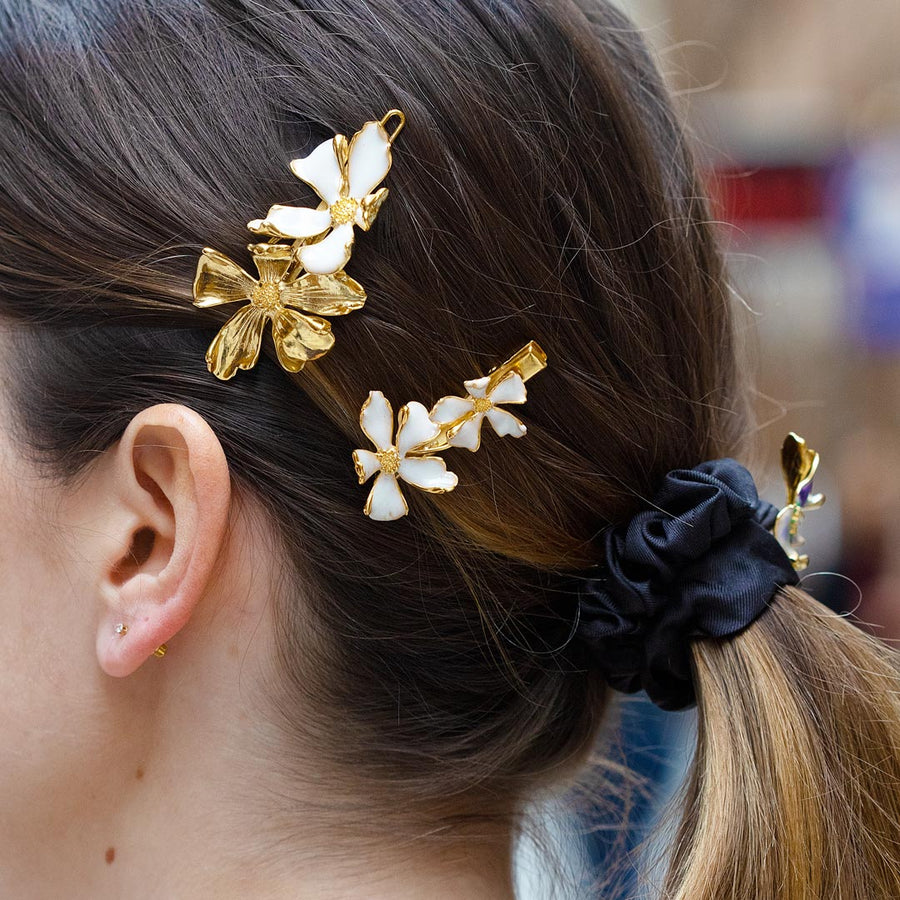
114;624;166;657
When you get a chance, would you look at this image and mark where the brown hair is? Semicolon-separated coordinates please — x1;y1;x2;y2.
2;0;900;895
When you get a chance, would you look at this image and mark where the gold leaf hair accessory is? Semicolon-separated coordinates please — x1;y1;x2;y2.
773;432;826;570
193;110;406;380
352;342;547;520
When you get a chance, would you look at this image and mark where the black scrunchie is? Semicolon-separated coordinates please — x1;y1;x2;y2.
573;458;799;711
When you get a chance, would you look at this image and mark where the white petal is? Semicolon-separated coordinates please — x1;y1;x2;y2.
774;509;794;550
447;415;484;451
347;121;392;199
360;391;394;452
486;406;527;438
488;372;527;405
298;223;355;275
249;204;332;239
365;472;408;521
352;448;381;483
289;137;343;205
430;395;475;424
399;457;458;492
396;401;441;456
463;375;490;399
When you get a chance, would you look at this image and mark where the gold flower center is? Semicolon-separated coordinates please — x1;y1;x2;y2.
472;396;493;414
330;196;359;225
377;447;401;475
251;280;282;312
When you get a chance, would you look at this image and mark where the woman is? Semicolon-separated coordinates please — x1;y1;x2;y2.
2;1;899;897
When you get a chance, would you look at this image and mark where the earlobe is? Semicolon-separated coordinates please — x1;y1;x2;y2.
94;404;231;677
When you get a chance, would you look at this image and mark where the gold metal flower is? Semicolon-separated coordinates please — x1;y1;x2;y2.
193;242;365;380
773;432;826;570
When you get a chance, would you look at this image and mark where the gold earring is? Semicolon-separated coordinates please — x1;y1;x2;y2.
114;625;165;658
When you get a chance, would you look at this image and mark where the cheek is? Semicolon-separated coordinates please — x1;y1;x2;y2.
0;444;107;835
0;448;54;669
0;446;61;667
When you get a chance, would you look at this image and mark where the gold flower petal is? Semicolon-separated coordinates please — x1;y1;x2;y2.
193;248;256;308
781;432;822;508
359;188;389;231
205;304;267;380
271;308;335;373
250;242;294;283
281;271;367;316
334;133;351;195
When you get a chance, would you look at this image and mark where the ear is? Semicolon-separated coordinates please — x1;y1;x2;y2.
94;404;231;677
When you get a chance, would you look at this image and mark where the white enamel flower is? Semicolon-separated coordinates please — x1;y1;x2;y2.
248;119;394;276
352;391;459;521
429;372;528;452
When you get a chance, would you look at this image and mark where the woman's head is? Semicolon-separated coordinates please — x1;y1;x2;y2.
6;1;900;897
0;0;743;823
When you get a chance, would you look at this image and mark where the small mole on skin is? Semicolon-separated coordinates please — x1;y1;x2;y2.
105;847;115;864
228;644;239;659
135;767;144;780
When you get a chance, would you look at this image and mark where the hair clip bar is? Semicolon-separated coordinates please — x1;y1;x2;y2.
352;341;547;521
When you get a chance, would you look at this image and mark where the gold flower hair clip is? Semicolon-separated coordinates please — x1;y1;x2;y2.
773;432;826;570
193;110;406;380
352;342;547;520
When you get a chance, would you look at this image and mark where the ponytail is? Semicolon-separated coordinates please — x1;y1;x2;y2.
665;586;900;898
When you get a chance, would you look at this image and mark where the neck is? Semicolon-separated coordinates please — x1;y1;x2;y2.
4;745;517;899
1;621;516;900
198;832;518;900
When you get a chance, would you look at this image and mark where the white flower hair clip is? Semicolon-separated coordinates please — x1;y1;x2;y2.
248;112;403;275
352;342;547;520
193;110;405;380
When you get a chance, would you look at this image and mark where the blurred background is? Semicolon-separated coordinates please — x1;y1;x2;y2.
617;0;900;639
551;3;900;897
